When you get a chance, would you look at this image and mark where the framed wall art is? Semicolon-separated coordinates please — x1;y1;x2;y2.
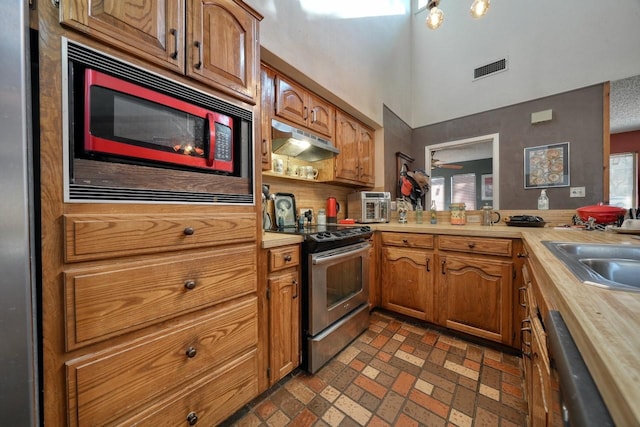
524;142;570;189
481;174;493;200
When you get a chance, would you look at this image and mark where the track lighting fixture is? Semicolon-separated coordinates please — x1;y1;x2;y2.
425;0;490;30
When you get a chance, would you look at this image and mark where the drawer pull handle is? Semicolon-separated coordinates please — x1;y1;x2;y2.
184;227;195;236
468;242;476;248
441;259;446;275
402;239;408;244
169;28;178;59
425;258;430;272
284;254;292;262
194;40;202;69
184;280;196;290
292;279;298;298
187;411;199;425
186;347;197;358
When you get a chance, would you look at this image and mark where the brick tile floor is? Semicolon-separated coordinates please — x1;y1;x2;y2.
223;311;527;426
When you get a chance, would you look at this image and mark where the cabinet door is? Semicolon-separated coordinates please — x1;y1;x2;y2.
358;125;375;186
187;0;258;102
61;0;185;74
308;94;335;138
381;247;435;322
274;75;308;127
530;317;550;426
335;111;361;182
261;66;274;171
440;254;513;344
269;270;300;384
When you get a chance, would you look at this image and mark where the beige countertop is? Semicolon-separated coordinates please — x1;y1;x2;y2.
261;223;640;425
261;231;303;248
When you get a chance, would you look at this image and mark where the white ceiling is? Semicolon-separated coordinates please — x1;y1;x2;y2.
611;75;640;133
411;0;640;129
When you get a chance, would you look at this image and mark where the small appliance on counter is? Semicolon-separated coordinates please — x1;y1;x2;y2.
347;191;391;223
326;197;340;224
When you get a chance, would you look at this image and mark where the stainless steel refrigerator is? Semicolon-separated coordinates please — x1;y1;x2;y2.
0;0;40;425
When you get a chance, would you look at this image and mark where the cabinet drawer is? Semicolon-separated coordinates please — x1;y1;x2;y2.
269;245;300;272
439;235;512;257
64;244;257;349
66;297;258;427
64;213;256;262
381;232;434;249
126;350;258;427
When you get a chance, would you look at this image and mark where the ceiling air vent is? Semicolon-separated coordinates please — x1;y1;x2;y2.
473;58;508;80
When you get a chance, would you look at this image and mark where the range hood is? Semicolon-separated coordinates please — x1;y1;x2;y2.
271;119;339;162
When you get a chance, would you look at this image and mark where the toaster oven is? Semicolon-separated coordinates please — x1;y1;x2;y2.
348;192;391;223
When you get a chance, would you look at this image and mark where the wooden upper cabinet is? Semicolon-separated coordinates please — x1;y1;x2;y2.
274;75;335;138
358;124;375;186
61;0;185;74
61;0;262;103
187;0;259;102
335;110;375;186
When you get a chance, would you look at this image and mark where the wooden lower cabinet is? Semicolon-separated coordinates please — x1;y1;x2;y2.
66;296;258;426
266;244;301;385
439;254;514;345
521;260;562;427
381;246;436;322
127;350;258;426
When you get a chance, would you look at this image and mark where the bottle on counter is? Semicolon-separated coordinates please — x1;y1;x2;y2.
430;200;437;224
415;199;423;224
538;189;549;210
317;209;326;225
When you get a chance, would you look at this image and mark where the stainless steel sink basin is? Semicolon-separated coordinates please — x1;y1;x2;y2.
543;242;640;292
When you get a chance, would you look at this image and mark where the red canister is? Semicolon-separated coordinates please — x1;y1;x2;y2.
327;197;340;224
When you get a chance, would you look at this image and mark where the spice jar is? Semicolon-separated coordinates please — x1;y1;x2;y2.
450;203;466;225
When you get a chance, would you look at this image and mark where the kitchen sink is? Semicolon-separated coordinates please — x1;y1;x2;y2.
543;242;640;292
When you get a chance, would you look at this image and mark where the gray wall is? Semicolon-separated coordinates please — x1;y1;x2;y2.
410;84;605;210
383;105;413;199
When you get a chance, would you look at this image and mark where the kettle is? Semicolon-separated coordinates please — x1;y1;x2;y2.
327;197;340;224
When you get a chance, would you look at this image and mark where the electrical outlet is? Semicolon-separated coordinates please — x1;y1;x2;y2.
299;208;313;219
570;186;586;197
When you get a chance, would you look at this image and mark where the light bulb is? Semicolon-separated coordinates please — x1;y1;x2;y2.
470;0;490;18
426;6;444;30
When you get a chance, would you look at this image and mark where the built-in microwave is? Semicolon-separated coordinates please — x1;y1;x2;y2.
80;68;235;173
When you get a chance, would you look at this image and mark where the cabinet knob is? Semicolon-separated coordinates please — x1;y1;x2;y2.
184;227;195;236
187;412;199;426
284;254;292;262
186;347;197;358
468;242;476;249
402;239;409;244
517;252;528;258
184;280;197;290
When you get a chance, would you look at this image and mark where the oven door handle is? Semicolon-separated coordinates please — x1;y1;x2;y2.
312;243;370;265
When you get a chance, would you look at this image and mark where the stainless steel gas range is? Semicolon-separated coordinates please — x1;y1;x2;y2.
273;225;373;373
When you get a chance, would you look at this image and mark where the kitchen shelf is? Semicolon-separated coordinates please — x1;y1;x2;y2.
263;171;328;183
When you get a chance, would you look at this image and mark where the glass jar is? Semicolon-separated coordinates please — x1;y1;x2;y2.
397;198;409;224
450;203;466;225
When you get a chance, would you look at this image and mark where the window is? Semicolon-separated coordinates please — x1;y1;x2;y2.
451;173;476;210
610;152;637;208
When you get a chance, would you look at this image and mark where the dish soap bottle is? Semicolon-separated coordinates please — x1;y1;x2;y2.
415;199;423;224
430;200;438;224
538;190;549;210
